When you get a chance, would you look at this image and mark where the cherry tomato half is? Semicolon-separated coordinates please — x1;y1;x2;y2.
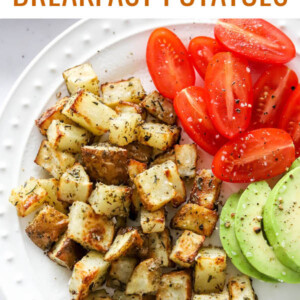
279;85;300;158
205;52;253;139
146;27;195;99
188;36;222;79
212;128;295;183
174;86;228;156
215;19;296;64
251;65;298;129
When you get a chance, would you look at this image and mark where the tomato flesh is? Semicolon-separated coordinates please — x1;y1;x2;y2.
215;19;296;64
205;52;253;139
251;65;298;129
146;27;195;99
174;86;227;156
212;128;295;183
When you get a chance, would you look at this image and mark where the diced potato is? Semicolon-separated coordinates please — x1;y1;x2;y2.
63;63;100;96
193;290;229;300
82;143;128;185
174;144;197;179
113;291;142;300
123;142;152;163
58;163;93;204
34;140;76;179
148;229;172;267
35;97;75;135
126;258;161;295
141;91;176;125
228;276;256;300
25;206;68;250
47;120;91;153
150;149;176;167
109;113;142;146
69;251;110;300
137;123;180;151
194;248;227;294
9;178;48;217
107;257;138;290
48;232;86;269
140;207;165;234
62;90;117;136
170;230;205;268
156;270;192;300
88;183;132;217
128;159;147;182
171;204;218;236
101;78;146;108
115;101;146;120
190;169;222;210
104;228;143;262
125;229;149;259
86;289;112;300
67;202;114;252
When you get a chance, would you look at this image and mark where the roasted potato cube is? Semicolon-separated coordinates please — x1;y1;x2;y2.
141;91;176;125
228;276;256;300
150;149;176;167
88;183;132;217
48;232;86;269
175;144;197;179
109;113;142;146
171;204;218;236
113;291;142;300
140;207;165;234
148;229;172;267
101;78;146;108
190;169;222;210
123;142;152;163
156;270;192;300
170;230;205;268
62;90;117;136
82;143;128;185
115;101;146;120
35;97;75;135
194;248;227;294
34;140;76;179
25;206;68;250
86;289;112;300
104;228;143;262
128;160;147;182
67;202;114;252
69;251;110;300
193;290;229;300
137;123;180;151
58;163;93;203
126;258;161;295
9;178;48;217
47;120;91;153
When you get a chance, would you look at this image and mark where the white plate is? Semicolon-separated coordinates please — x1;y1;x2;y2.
1;19;300;300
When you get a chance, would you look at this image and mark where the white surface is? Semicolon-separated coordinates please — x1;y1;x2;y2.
1;19;300;300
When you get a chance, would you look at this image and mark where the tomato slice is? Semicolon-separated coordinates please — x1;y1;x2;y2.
279;85;300;158
174;86;227;155
212;128;295;183
146;27;195;99
251;65;298;129
215;19;296;64
205;52;253;139
188;36;222;79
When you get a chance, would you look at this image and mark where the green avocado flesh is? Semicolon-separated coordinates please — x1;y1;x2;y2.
264;168;300;273
220;192;275;282
290;157;300;171
235;181;300;283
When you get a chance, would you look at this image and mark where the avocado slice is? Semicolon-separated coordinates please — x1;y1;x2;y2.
264;167;300;272
220;192;275;282
289;157;300;171
235;181;300;283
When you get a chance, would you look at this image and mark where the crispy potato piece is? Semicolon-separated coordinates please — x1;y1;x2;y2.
115;101;146;120
228;276;256;300
170;230;205;268
141;91;176;125
150;149;176;167
193;290;229;300
35;140;76;179
190;169;222;210
156;270;192;300
171;203;218;236
113;291;142;300
123;142;153;163
82;143;128;185
68;202;114;252
194;248;227;294
174;144;197;179
48;232;86;269
86;289;112;300
101;78;146;108
140;207;165;234
69;251;110;300
25;206;68;250
126;258;161;295
128;160;147;182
